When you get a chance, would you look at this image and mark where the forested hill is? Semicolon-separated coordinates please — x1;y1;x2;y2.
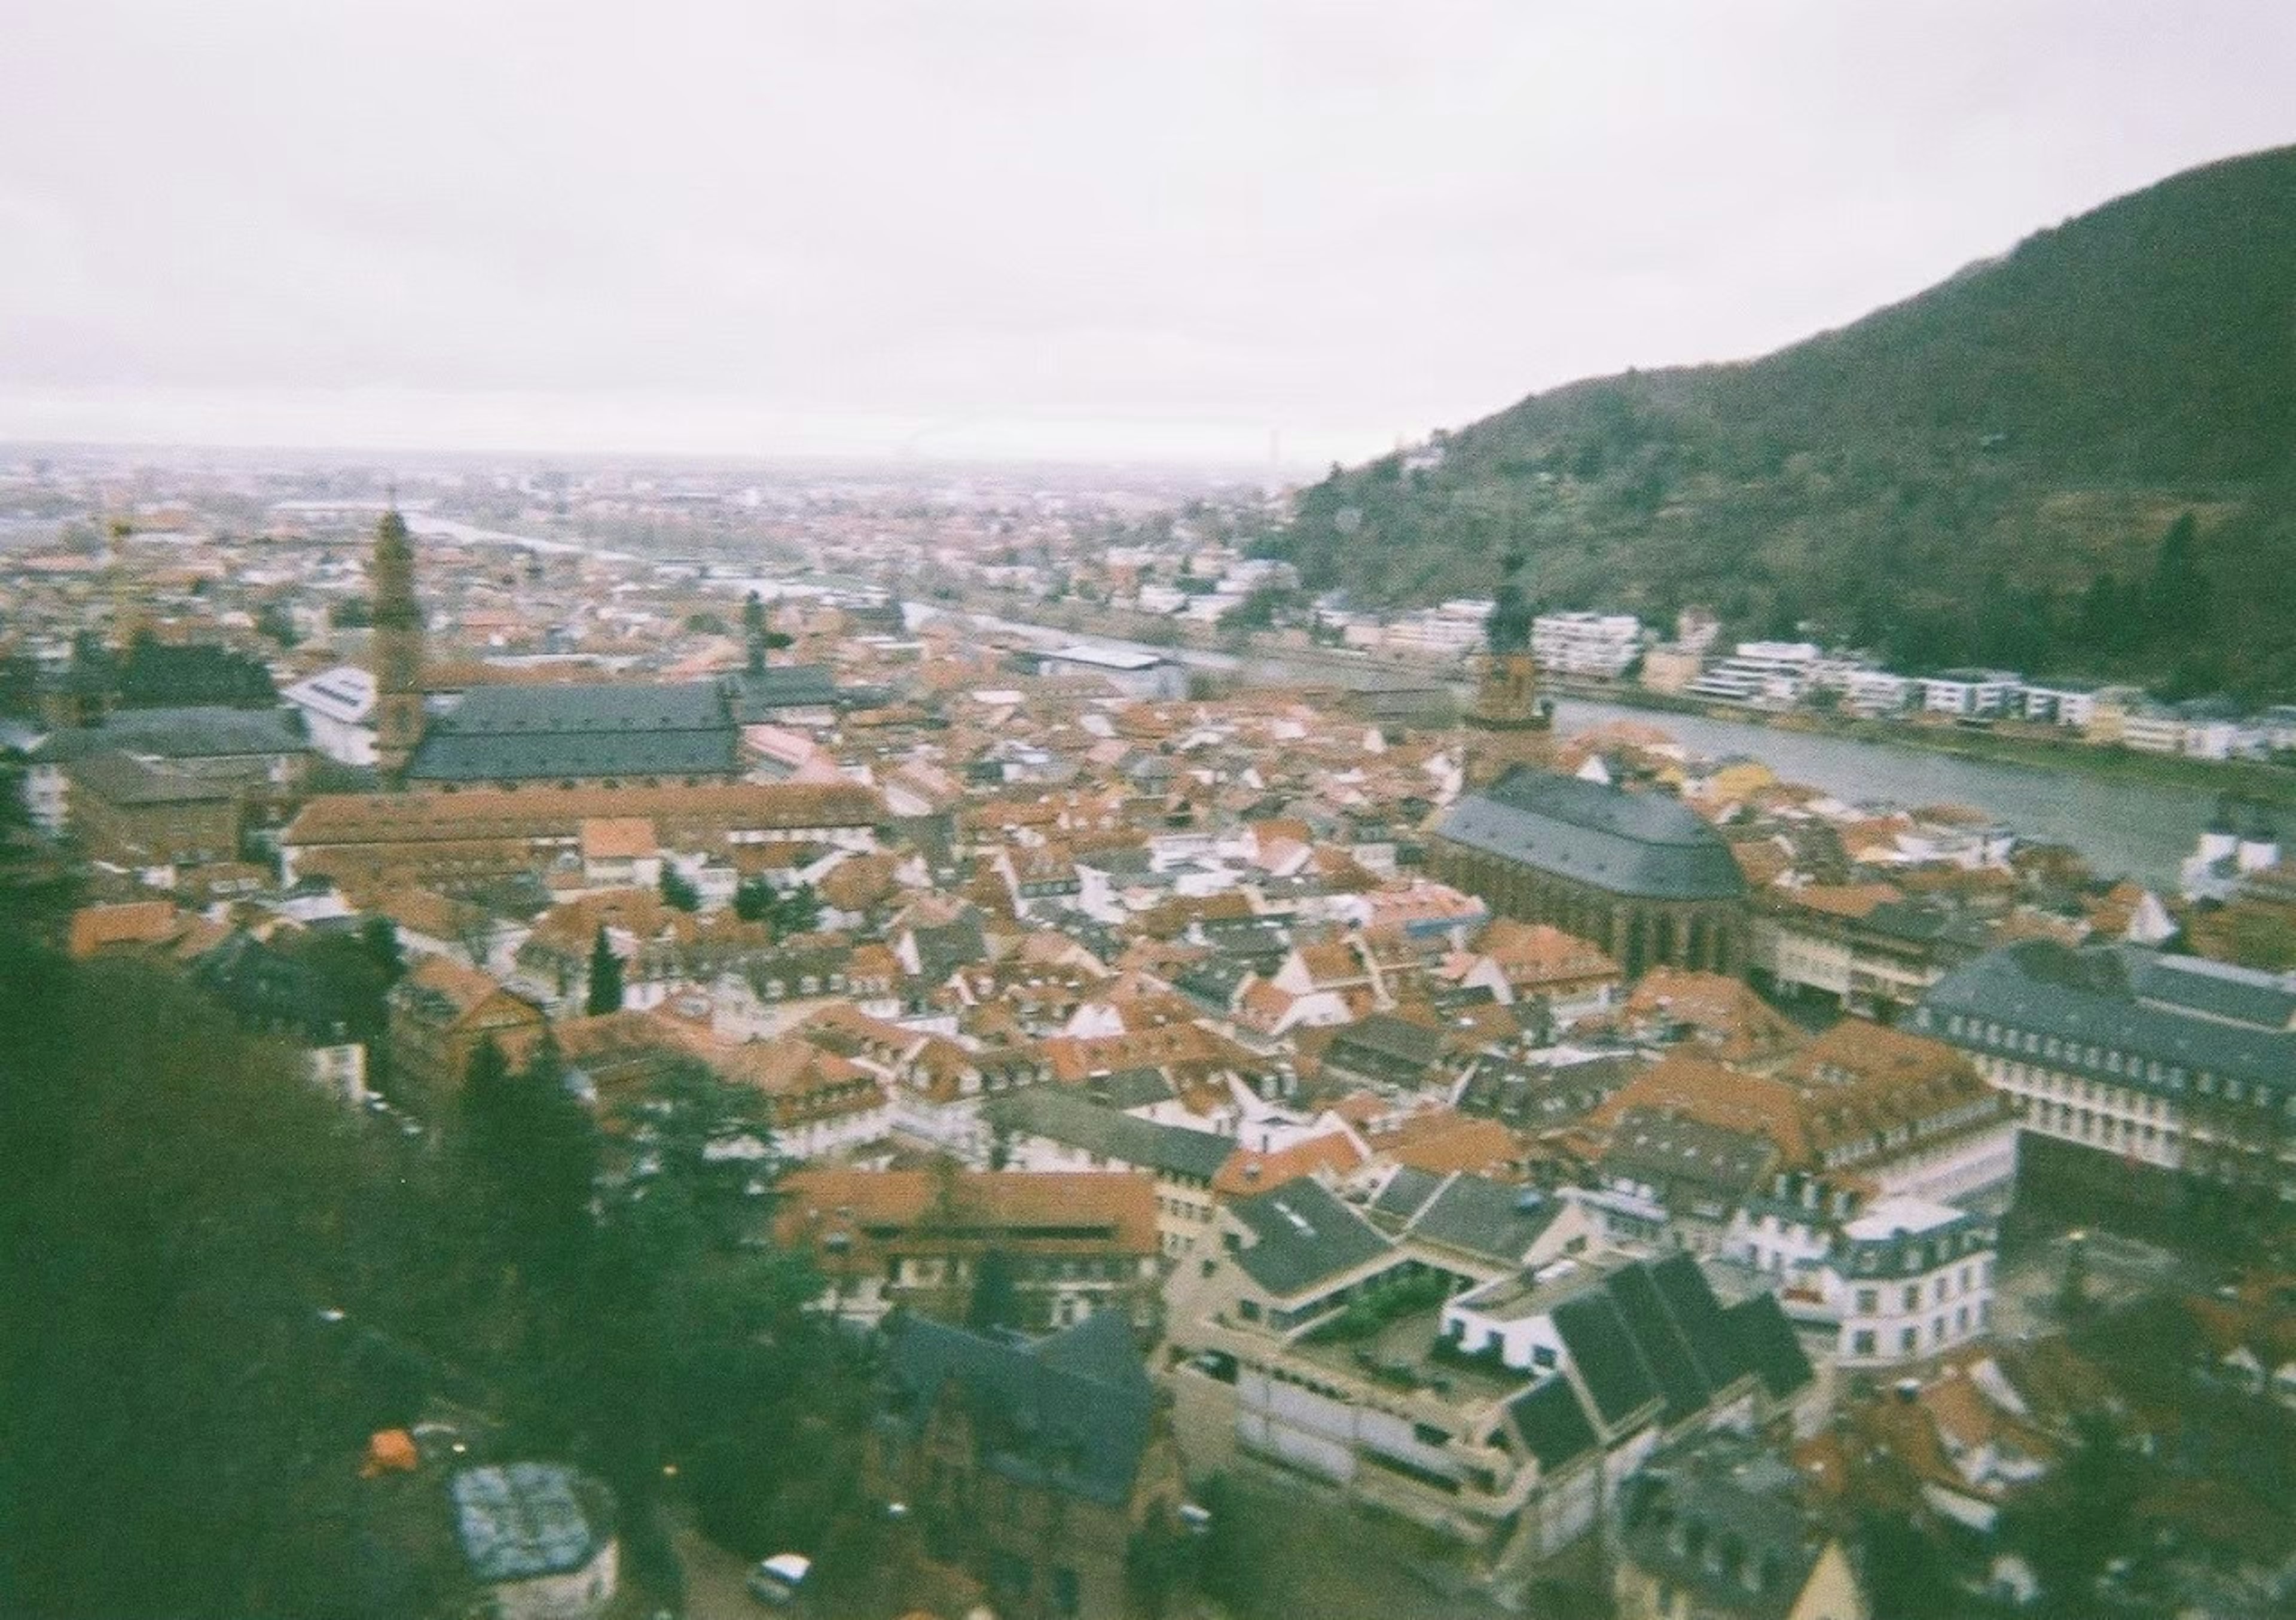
1261;145;2296;697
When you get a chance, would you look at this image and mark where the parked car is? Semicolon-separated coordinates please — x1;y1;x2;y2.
746;1553;811;1607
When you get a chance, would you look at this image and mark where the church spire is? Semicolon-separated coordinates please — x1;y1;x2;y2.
371;507;425;789
1464;549;1552;787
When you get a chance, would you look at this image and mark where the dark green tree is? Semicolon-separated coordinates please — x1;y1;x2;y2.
732;875;773;923
585;926;625;1015
506;1031;599;1286
460;1035;517;1171
2145;511;2209;644
360;914;405;986
965;1247;1021;1333
254;600;301;648
2002;1412;2144;1616
770;882;822;938
659;865;701;913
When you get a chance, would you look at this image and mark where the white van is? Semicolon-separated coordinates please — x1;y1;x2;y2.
745;1552;811;1607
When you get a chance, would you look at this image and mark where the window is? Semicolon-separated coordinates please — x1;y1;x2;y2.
1900;1327;1918;1355
1855;1289;1879;1316
1903;1285;1920;1313
1852;1330;1876;1357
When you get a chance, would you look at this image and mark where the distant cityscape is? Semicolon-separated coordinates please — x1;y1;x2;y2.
9;440;2296;1620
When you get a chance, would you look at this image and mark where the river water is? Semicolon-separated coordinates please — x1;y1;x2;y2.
1549;698;2212;888
914;605;2221;887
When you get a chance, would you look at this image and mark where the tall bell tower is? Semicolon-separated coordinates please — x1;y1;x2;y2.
371;507;425;789
1464;550;1552;788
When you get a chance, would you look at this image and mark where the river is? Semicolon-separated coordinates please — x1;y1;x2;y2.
912;605;2215;886
1548;697;2211;888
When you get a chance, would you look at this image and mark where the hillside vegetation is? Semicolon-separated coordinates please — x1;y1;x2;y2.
1260;146;2296;697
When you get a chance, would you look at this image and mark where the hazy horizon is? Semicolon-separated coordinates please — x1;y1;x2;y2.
5;2;2292;469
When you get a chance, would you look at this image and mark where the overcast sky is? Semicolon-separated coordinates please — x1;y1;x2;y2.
2;1;2290;469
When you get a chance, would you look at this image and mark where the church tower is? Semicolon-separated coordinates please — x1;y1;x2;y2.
1464;550;1553;788
371;507;425;789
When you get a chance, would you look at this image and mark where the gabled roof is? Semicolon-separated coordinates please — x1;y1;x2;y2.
1393;1172;1561;1269
1616;1433;1833;1620
410;679;740;783
1551;1289;1660;1429
882;1313;1159;1509
981;1088;1234;1181
1724;1295;1816;1403
1435;768;1747;902
1226;1176;1396;1299
31;704;306;763
1918;940;2296;1093
1507;1375;1601;1471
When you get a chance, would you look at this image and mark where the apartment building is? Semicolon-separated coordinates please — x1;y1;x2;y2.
1684;643;1821;707
1531;612;1644;679
776;1167;1162;1332
1915;941;2296;1204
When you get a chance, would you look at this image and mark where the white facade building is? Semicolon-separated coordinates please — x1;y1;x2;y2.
281;665;378;767
1684;642;1821;707
1918;672;2023;719
1825;1198;1995;1368
1035;644;1188;699
1530;612;1644;678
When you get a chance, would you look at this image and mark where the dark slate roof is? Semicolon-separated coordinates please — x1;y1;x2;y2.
1400;1174;1561;1269
1367;1166;1447;1224
1548;1256;1766;1433
32;704;306;762
194;931;383;1044
1326;1013;1448;1069
882;1313;1157;1509
2127;950;2296;1030
1604;1262;1720;1424
1647;1253;1748;1395
1229;1177;1397;1300
724;665;841;721
1723;1295;1815;1402
1550;1289;1660;1429
1433;768;1746;901
408;681;738;783
1085;1066;1178;1112
65;750;235;804
982;1088;1234;1181
1598;1110;1778;1208
1617;1433;1825;1620
1507;1375;1600;1471
906;912;988;983
1915;940;2296;1096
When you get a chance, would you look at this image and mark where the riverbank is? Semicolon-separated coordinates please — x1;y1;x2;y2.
1539;679;2296;810
932;589;2295;875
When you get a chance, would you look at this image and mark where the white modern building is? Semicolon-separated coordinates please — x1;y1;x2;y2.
282;664;378;767
1530;612;1644;678
1684;642;1821;707
2017;682;2100;729
1824;1197;1995;1368
1918;670;2023;719
1034;644;1188;699
1843;670;1915;717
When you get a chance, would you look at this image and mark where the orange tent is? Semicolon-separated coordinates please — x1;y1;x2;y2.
361;1429;419;1477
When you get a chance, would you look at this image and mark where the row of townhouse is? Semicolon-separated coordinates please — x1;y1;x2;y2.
1913;940;2296;1203
1163;1173;1819;1577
